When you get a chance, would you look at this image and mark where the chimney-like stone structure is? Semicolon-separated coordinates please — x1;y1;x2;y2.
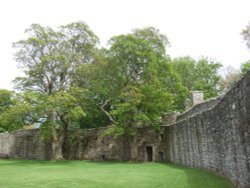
186;91;204;109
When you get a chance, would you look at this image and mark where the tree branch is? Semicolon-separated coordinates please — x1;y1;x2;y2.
99;99;117;124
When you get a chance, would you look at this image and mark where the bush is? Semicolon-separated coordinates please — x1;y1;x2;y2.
0;127;5;133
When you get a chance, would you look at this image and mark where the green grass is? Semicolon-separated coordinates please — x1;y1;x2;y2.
0;160;234;188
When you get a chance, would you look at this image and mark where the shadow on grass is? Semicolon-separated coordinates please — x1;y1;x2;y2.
159;162;235;188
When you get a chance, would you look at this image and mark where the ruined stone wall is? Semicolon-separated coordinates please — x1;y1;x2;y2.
0;127;162;162
135;127;166;162
177;96;221;122
166;72;250;188
0;127;132;161
11;129;51;160
63;127;131;161
0;133;14;158
0;130;50;159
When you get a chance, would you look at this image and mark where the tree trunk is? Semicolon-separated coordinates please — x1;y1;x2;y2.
51;135;65;161
50;125;67;161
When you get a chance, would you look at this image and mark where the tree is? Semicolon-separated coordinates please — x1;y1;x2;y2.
0;89;13;132
74;27;182;135
241;22;250;50
240;22;250;75
73;48;121;128
0;89;13;113
171;57;196;90
218;65;240;92
0;91;39;132
240;60;250;75
172;56;222;99
103;27;186;132
13;22;98;160
100;28;188;160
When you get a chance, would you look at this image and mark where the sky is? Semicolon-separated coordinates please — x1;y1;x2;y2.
0;0;250;90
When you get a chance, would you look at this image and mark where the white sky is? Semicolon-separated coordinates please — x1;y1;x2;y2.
0;0;250;90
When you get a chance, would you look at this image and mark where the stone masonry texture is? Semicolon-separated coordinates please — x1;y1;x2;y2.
166;71;250;188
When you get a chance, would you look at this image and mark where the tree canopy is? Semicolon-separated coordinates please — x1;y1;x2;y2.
12;21;98;160
171;56;222;99
0;22;227;160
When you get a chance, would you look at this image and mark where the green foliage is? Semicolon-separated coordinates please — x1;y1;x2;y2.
0;127;5;133
72;27;188;136
104;126;125;137
0;92;35;131
240;60;250;75
12;22;99;159
241;22;250;74
0;89;13;113
172;56;222;99
218;66;240;92
101;27;186;135
132;27;170;57
0;89;13;132
11;22;224;140
13;22;99;94
46;88;86;124
73;52;120;128
13;21;97;126
156;58;188;111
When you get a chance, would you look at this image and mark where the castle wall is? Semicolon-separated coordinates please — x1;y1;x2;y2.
11;129;51;160
166;71;250;188
177;96;221;122
0;127;161;162
63;127;131;161
0;132;14;158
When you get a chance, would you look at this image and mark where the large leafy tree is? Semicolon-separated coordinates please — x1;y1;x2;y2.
13;22;98;160
104;28;187;160
80;27;186;135
172;56;222;99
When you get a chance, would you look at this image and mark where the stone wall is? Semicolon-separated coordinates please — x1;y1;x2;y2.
11;129;51;160
0;132;14;158
63;127;131;161
166;71;250;188
0;129;51;160
0;127;162;162
177;96;221;122
0;128;129;161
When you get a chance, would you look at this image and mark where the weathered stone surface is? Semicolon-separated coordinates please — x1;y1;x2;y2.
177;96;221;122
186;91;204;108
166;71;250;188
0;132;14;158
63;127;131;161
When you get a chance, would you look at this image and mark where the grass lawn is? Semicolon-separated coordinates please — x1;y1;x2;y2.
0;160;234;188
